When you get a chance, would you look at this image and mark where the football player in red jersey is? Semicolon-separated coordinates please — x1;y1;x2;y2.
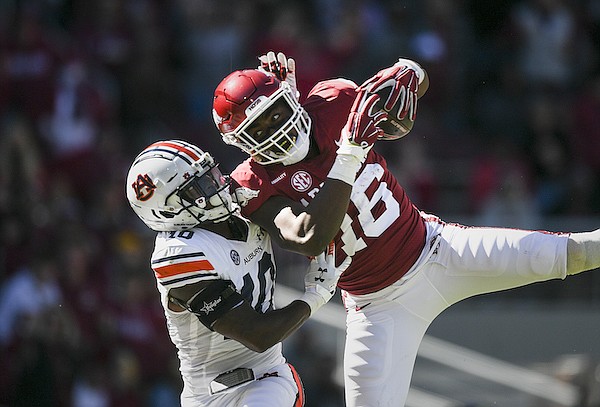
212;52;600;407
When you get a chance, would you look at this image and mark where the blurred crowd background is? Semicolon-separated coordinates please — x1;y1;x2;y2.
0;0;599;406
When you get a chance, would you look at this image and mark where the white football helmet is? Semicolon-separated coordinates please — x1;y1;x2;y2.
126;140;236;231
212;69;312;166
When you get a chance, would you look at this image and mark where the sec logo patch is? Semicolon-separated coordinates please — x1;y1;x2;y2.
291;171;312;192
230;250;240;265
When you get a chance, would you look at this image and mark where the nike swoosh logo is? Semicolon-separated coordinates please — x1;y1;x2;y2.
355;302;371;312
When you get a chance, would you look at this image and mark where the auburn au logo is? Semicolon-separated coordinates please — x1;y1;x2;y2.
132;174;156;201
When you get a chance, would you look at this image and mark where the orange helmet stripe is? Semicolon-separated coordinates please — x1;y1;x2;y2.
147;140;201;161
153;260;215;278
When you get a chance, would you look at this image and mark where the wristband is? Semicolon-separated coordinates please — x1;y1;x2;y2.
327;153;363;185
298;286;331;315
298;292;321;315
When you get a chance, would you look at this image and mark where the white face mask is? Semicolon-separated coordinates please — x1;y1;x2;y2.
221;82;312;166
193;190;237;223
279;129;311;166
175;164;237;223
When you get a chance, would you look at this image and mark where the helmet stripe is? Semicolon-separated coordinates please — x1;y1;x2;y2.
147;140;202;162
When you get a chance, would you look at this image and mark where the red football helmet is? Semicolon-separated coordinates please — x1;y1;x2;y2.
213;69;311;165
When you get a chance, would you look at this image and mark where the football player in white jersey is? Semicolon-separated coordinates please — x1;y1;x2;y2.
211;52;600;407
125;139;347;407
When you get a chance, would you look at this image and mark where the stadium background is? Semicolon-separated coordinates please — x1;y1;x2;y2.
0;0;599;406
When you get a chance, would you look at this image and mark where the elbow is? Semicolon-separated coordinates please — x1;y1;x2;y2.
246;338;276;353
279;235;329;257
252;344;271;353
301;226;334;255
301;237;330;257
238;328;279;353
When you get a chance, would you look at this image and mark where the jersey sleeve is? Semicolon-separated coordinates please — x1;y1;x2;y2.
305;78;358;102
151;234;221;289
304;78;359;154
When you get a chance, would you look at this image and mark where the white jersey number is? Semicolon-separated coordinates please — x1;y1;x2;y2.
165;230;276;313
240;251;276;313
340;163;400;257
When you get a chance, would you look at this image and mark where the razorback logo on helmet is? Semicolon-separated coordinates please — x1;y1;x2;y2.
132;174;157;201
212;109;225;125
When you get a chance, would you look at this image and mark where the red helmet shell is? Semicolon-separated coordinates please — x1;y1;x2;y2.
213;69;281;134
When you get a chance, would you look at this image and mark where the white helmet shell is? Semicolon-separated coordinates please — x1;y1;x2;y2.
126;140;236;231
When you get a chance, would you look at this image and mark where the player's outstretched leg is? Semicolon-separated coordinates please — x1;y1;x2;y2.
567;229;600;275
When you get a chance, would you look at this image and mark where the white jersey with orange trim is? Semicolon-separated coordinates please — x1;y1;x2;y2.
150;220;286;398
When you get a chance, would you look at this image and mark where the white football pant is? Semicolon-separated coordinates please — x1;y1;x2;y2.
342;215;568;407
181;363;304;407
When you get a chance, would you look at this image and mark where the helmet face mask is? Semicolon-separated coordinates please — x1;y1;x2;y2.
173;165;233;218
126;140;237;231
213;70;312;166
177;166;225;206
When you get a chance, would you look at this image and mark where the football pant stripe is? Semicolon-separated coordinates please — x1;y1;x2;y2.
288;363;305;407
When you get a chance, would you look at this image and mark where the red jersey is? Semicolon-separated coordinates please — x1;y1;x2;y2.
231;79;427;295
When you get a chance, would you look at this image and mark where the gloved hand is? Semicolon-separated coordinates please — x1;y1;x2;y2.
359;58;423;122
299;242;351;315
258;51;299;101
327;88;387;185
336;88;388;161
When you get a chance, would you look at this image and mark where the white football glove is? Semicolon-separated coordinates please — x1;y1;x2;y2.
299;242;351;315
258;51;300;101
